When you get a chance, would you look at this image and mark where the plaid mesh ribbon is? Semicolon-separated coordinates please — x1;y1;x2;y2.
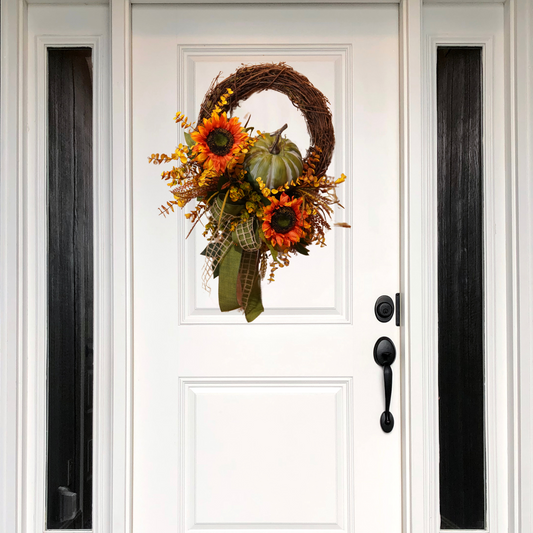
234;216;261;252
202;196;262;308
238;250;260;311
202;198;234;292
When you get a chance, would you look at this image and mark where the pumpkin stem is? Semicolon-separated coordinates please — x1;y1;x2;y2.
269;124;288;155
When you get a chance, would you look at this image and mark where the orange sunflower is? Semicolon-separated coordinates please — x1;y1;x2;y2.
191;112;248;173
262;193;310;249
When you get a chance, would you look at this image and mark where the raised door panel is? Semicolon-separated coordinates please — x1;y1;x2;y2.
179;48;351;324
180;379;352;533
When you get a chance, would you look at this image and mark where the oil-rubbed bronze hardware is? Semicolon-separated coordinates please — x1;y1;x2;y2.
374;295;394;323
374;337;396;433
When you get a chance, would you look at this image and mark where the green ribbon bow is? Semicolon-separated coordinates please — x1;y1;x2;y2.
203;195;264;322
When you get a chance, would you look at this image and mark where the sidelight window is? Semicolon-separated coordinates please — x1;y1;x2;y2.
437;46;486;531
46;48;94;530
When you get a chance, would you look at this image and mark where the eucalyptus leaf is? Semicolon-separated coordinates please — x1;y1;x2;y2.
184;131;195;148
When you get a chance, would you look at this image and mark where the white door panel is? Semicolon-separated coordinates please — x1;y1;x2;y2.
132;4;400;533
186;52;344;322
182;379;349;530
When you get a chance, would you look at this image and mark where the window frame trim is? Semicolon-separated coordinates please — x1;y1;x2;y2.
21;22;112;533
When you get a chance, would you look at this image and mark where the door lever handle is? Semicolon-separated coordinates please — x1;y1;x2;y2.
373;337;396;433
382;364;393;427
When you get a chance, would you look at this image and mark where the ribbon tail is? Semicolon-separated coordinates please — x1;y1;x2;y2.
245;269;264;323
237;251;259;311
218;245;242;312
202;231;233;292
201;201;238;292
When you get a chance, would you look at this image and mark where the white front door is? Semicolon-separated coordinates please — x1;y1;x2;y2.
132;4;401;532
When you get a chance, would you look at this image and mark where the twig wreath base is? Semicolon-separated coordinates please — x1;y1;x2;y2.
198;62;335;177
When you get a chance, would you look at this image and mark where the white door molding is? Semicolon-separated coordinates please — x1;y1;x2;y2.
0;1;26;533
1;2;532;533
108;0;133;533
109;1;134;533
507;1;533;532
398;2;440;532
24;0;512;4
0;0;26;532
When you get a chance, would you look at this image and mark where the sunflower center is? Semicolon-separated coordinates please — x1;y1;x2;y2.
271;207;298;234
206;127;235;156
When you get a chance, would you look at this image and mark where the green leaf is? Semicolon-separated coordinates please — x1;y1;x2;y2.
259;229;279;263
217;175;230;192
295;242;309;256
263;236;279;264
267;242;278;263
184;131;195;148
213;263;221;279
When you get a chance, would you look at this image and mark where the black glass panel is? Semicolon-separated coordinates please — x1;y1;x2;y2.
47;48;93;530
437;47;486;530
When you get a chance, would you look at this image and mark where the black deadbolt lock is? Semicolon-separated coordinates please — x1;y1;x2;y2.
375;295;394;323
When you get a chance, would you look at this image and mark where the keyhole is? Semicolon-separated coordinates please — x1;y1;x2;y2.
375;295;395;323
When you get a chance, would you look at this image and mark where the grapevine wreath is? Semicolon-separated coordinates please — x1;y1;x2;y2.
149;63;350;322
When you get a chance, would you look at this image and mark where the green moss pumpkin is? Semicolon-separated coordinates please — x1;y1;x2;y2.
244;126;303;189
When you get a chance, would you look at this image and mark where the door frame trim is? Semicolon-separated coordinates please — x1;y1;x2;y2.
109;1;134;532
1;1;532;533
505;2;533;531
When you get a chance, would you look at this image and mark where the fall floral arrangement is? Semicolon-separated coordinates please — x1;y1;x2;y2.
149;63;349;322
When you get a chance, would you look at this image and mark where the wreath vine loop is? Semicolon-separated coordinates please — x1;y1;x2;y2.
198;62;335;177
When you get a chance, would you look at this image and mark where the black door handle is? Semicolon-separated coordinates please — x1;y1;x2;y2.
374;337;396;433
